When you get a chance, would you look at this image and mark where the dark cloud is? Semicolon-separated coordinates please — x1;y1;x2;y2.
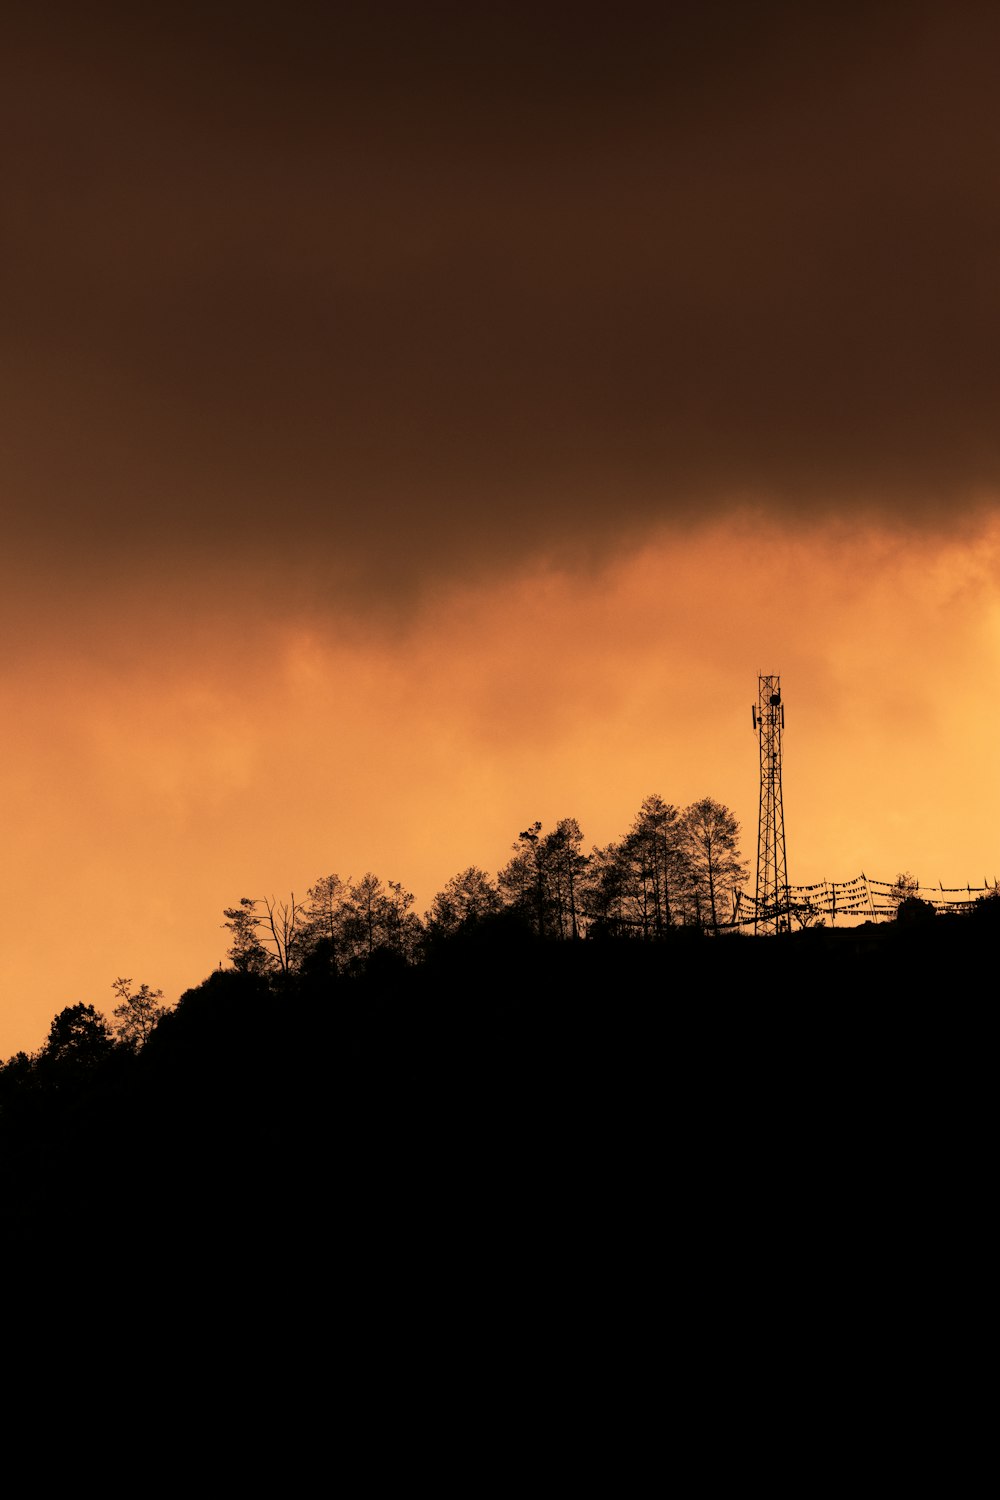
3;2;1000;598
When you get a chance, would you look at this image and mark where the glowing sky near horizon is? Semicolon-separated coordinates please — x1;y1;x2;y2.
3;2;1000;1053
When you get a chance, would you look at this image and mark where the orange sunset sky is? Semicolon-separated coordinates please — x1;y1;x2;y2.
3;2;1000;1055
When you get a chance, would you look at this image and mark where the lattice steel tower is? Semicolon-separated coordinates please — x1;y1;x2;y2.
752;674;789;934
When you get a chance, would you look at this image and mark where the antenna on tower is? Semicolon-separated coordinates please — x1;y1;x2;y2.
753;673;790;935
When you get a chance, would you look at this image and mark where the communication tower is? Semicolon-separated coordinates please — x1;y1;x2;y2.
752;674;789;934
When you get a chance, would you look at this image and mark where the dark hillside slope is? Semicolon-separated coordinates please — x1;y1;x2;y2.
0;915;991;1257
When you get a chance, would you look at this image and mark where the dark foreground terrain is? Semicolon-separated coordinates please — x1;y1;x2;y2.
0;910;992;1259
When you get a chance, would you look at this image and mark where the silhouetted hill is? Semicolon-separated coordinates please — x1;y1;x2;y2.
0;913;992;1257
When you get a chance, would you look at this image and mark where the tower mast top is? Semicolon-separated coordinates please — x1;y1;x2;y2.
754;674;789;935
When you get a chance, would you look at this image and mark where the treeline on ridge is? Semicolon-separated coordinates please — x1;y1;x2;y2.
226;793;747;982
2;790;997;1254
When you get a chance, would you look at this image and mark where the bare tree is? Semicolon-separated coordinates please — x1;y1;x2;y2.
262;893;306;976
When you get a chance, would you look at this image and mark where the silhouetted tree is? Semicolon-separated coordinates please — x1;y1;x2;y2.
787;897;824;931
895;895;936;926
0;1049;38;1110
381;880;424;962
680;798;748;933
543;818;588;939
261;893;306;976
111;977;170;1051
623;795;689;935
582;797;693;938
301;873;347;965
496;818;588;939
427;867;503;937
888;872;920;911
498;821;550;936
222;898;273;974
339;873;423;967
40;1003;115;1071
581;839;633;936
971;888;1000;927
